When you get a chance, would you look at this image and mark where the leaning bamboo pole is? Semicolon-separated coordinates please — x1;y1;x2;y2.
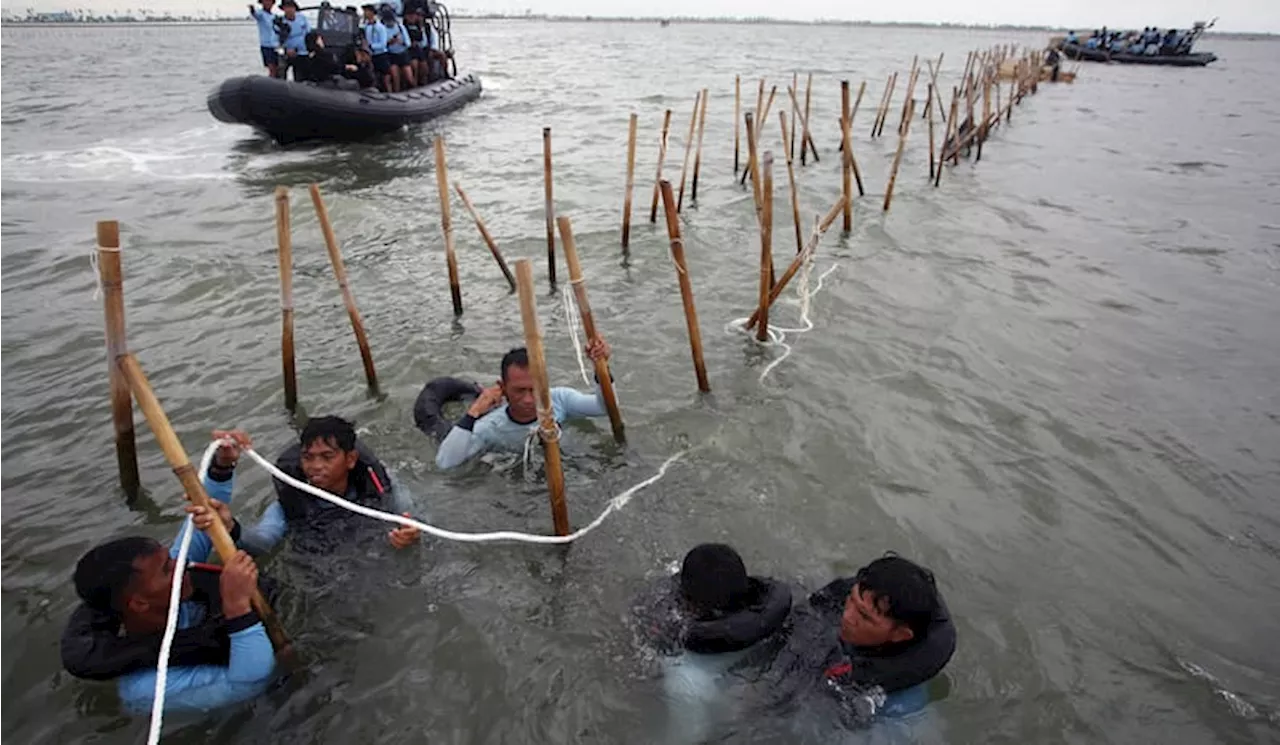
801;72;815;164
840;81;853;231
745;112;762;221
513;260;570;536
745;195;846;331
897;56;919;136
690;88;709;203
433;138;464;315
308;184;378;391
273;190;297;411
778;111;803;254
883;99;916;212
454;183;517;292
557;216;625;443
676;91;701;211
96;220;141;498
658;180;711;393
786;85;819;164
648;108;673;223
117;354;290;652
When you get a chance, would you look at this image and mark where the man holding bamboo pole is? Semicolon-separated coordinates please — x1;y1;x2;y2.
434;338;616;470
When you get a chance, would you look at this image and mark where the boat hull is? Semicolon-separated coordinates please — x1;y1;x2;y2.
207;74;482;142
1060;43;1216;67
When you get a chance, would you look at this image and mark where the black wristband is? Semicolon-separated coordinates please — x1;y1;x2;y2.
230;519;242;542
456;414;477;431
223;610;262;634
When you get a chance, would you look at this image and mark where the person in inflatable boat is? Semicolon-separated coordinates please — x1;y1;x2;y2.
187;418;422;555
433;338;614;469
60;437;279;713
635;543;792;745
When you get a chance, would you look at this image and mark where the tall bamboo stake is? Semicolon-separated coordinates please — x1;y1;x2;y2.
308;184;378;391
740;86;777;186
454;182;517;292
745;194;845;330
556;217;625;443
676;91;701;211
871;74;892;137
513;260;569;536
801;72;814;165
877;72;898;137
433;138;464;315
745;112;762;220
936;89;959;187
691;88;709;204
883;98;916;212
96;220;140;499
840;81;853;231
778;111;803;254
897;56;919;135
658;180;710;393
789;72;798;161
621;112;638;253
786;85;820;164
754;78;765;130
926;84;937;181
273;189;297;411
851;80;867;127
648;108;673;223
756;152;774;342
976;79;991;163
117;353;289;651
542;127;556;285
734;75;741;175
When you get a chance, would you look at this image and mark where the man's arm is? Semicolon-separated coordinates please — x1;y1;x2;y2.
551;385;608;421
435;417;490;469
234;502;287;555
117;615;275;713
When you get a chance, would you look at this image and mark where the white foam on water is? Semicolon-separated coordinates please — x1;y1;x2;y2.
2;127;236;183
1178;659;1262;719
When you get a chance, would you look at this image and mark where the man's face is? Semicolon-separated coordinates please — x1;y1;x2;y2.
363;9;375;21
300;437;359;494
502;365;537;422
126;546;192;618
840;583;913;647
283;6;297;18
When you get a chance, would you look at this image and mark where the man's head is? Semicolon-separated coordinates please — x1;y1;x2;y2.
305;29;323;52
841;553;939;648
281;0;297;17
299;415;359;494
361;3;377;20
680;543;749;619
74;536;190;631
379;7;396;24
260;0;276;9
500;347;537;422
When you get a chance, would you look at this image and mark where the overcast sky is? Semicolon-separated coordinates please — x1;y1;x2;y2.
14;0;1278;33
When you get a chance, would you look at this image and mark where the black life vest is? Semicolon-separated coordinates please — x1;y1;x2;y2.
271;442;394;550
406;21;425;44
636;575;792;656
60;568;231;681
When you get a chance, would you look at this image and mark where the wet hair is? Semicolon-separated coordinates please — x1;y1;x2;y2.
305;29;321;52
855;552;940;639
281;0;298;8
73;536;163;613
500;348;530;380
300;415;357;453
679;543;749;616
361;3;377;12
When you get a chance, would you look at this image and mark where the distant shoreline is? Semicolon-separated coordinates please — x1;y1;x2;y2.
0;15;1273;39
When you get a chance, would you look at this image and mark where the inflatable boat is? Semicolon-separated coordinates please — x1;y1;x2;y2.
1060;43;1217;66
207;73;482;142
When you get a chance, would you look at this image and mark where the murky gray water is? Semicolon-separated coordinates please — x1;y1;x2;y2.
3;20;1279;745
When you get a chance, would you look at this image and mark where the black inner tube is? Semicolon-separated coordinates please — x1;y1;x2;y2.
414;376;481;441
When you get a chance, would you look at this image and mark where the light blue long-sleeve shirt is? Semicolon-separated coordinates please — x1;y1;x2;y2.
280;12;310;53
251;7;278;47
119;473;275;714
363;21;388;54
435;385;608;469
386;21;409;54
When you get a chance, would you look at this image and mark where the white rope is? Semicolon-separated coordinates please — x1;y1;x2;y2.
147;440;220;745
241;444;688;544
561;284;592;386
727;215;840;382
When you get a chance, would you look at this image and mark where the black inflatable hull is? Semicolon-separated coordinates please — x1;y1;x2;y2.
207;74;482;142
1061;43;1216;67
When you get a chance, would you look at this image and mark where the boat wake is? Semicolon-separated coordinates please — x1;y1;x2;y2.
1;129;234;184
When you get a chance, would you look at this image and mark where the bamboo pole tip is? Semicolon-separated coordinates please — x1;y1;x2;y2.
274;185;289;200
543;126;551;136
96;220;120;248
556;215;573;233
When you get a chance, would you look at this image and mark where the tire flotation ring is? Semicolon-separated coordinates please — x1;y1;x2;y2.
413;376;482;440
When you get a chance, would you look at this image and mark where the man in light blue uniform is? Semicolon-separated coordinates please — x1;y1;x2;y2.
278;0;311;80
382;6;415;90
69;436;276;713
248;0;280;77
361;3;392;91
435;339;613;470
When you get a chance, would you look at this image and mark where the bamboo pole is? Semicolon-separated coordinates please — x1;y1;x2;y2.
789;72;798;161
745;112;762;220
658;180;710;393
756;152;774;342
786;85;819;164
273;189;298;411
976;79;991;163
648;108;673;223
801;72;814;165
740;86;777;186
433;138;464;315
691;88;709;204
840;81;853;231
778;111;803;255
117;353;290;651
621;112;638;253
897;56;919;136
745;195;845;330
734;75;741;176
676;91;701;211
876;72;898;138
754;78;765;130
512;261;569;536
938;87;961;181
871;74;892;137
96;220;141;499
926;84;937;181
851;80;866;128
883;98;915;212
454;182;517;292
308;184;378;391
556;216;625;443
542;127;557;285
